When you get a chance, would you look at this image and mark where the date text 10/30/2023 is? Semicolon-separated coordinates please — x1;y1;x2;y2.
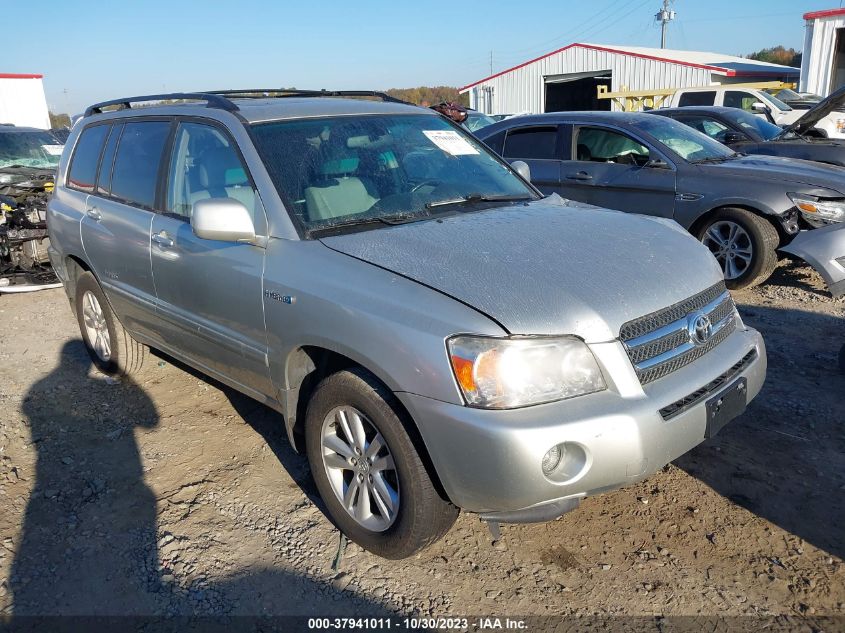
307;617;528;630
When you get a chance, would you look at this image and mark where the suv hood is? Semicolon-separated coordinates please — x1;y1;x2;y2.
703;154;845;193
780;85;845;138
320;200;723;342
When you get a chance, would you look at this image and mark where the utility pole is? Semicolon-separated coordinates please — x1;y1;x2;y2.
655;0;675;49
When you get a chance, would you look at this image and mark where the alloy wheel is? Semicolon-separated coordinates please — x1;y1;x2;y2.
81;291;111;362
701;220;753;280
320;406;400;532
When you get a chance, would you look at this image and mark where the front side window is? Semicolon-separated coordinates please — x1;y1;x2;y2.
678;91;715;107
109;121;170;209
503;127;558;159
67;125;109;192
574;127;650;165
250;114;536;234
724;91;760;111
678;116;731;142
166;122;258;223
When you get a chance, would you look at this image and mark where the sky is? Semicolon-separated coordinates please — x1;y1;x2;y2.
3;0;837;115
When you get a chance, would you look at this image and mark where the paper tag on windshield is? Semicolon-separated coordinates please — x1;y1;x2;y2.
423;130;478;156
42;145;64;156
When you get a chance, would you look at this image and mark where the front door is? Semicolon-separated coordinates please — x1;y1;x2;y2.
560;125;676;218
150;120;272;397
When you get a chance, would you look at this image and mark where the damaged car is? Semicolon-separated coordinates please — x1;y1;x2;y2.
780;223;845;298
0;125;63;292
653;87;845;167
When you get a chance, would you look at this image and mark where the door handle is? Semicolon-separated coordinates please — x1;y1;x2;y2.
152;232;174;248
86;207;102;221
565;171;593;181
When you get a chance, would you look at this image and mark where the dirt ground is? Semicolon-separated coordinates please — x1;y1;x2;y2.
0;260;843;624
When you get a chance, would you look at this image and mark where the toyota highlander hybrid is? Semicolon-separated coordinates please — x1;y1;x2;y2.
47;90;766;558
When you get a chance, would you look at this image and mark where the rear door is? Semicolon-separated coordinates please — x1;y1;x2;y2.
76;120;165;337
560;125;676;217
150;119;272;397
500;125;565;194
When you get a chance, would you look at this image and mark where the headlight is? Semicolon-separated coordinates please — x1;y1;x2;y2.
788;193;845;226
447;336;606;409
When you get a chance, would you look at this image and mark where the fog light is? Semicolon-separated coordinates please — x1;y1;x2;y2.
541;442;589;483
542;445;562;475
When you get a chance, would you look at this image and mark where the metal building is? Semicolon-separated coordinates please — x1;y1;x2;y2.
460;43;799;115
801;8;845;97
0;73;51;129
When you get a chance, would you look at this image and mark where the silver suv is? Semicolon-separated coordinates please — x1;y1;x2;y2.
47;90;766;558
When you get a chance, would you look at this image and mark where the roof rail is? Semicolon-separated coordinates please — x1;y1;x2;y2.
83;92;239;118
207;89;411;105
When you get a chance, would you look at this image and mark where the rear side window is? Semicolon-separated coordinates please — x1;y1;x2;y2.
110;121;170;209
678;91;716;107
67;125;109;192
503;126;558;159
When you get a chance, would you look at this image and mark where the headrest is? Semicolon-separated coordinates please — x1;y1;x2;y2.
320;157;360;176
199;147;248;188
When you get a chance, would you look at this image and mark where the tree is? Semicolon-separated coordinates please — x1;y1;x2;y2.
48;112;71;129
747;46;801;68
385;86;469;107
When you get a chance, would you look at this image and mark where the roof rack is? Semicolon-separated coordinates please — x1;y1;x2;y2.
83;89;414;119
83;92;239;118
207;89;411;104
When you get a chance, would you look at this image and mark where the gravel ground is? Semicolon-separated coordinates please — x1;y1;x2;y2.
0;259;843;624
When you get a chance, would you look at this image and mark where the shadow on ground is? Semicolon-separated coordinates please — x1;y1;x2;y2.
676;303;845;559
7;341;389;619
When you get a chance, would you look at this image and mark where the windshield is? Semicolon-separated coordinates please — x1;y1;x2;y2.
465;111;497;132
757;91;792;112
0;130;63;169
251;114;536;234
631;115;735;162
727;109;783;141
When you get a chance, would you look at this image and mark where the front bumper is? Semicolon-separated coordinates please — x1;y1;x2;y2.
397;326;766;516
780;224;845;298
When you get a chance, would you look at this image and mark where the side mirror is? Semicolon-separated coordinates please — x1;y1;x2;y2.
645;157;670;169
751;102;768;113
191;198;256;243
511;160;531;182
723;131;749;144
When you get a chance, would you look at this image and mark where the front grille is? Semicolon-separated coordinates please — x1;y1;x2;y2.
620;282;737;385
619;281;727;340
659;349;757;420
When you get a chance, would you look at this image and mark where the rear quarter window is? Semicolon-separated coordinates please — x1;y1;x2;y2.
67;125;109;192
109;121;171;209
678;91;716;107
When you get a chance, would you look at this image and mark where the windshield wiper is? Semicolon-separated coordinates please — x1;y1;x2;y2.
691;153;740;164
309;212;429;234
425;193;532;209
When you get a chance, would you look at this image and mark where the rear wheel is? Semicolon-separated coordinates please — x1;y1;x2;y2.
697;207;778;290
305;368;458;559
74;271;147;376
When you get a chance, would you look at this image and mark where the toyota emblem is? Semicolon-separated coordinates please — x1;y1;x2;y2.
688;312;713;346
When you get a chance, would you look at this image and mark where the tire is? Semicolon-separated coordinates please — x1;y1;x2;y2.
305;368;458;559
697;207;779;290
74;271;147;377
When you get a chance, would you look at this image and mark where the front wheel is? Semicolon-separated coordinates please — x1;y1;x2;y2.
697;207;779;290
305;368;458;559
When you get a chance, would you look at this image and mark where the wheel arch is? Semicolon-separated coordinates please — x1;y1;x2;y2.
689;204;785;244
282;344;454;504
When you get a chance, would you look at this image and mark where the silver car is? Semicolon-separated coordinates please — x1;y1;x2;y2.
47;90;766;558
